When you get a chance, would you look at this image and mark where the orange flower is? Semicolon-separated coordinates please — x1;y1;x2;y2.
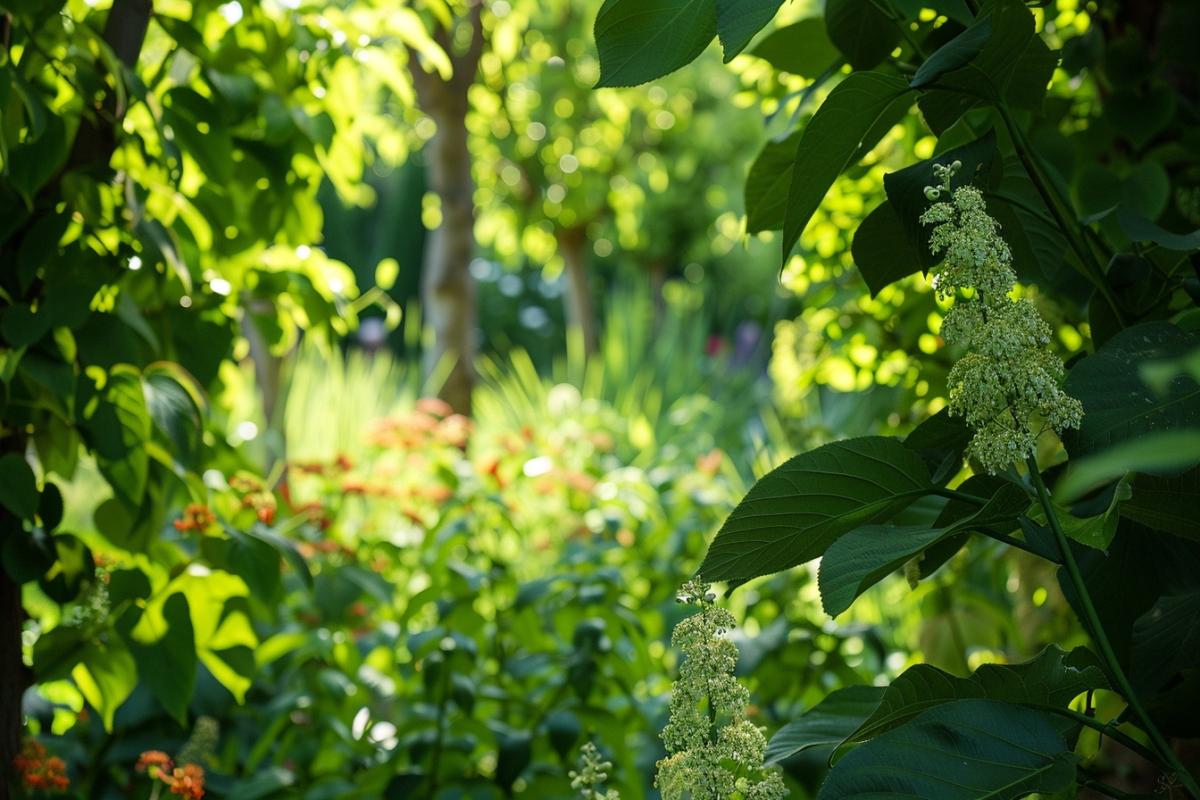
161;763;206;798
696;449;724;476
14;740;70;793
228;473;265;493
173;503;216;533
136;750;174;777
240;492;277;525
415;397;453;418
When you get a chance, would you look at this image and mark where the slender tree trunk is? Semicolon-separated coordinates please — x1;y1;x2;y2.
0;4;152;788
1;465;29;795
557;227;597;355
412;4;484;416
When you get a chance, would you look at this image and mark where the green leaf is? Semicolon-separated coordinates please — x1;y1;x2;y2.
118;592;197;724
818;483;1028;616
912;16;992;88
144;365;205;468
745;132;799;233
1117;207;1200;251
716;0;785;60
0;454;39;521
749;19;840;78
881;130;997;272
1055;431;1200;504
79;365;152;507
914;0;1040;130
987;154;1073;290
903;408;972;485
594;0;717;88
73;638;138;731
699;436;933;584
817;699;1078;800
843;646;1107;747
1132;591;1200;694
765;685;884;765
850;200;925;296
1123;467;1200;541
781;72;913;261
824;0;901;71
1063;322;1200;460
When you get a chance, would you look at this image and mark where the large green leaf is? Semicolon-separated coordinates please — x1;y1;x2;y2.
850;200;925;297
764;685;884;765
1123;467;1200;541
715;0;785;60
881;130;997;272
1063;322;1200;460
781;72;913;261
914;0;1046;132
699;437;933;583
0;453;39;521
818;483;1029;616
911;16;992;88
1054;431;1200;504
903;408;972;485
749;19;839;78
79;365;152;508
824;0;901;71
817;700;1078;800
843;646;1107;747
72;638;138;731
1132;591;1200;694
745;132;799;233
594;0;717;88
118;592;197;724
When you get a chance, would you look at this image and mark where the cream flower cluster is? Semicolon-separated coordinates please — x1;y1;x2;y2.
920;162;1083;473
569;742;620;800
655;579;787;800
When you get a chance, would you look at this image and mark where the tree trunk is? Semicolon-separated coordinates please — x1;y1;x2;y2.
558;228;598;355
0;3;152;789
412;4;484;416
1;479;29;795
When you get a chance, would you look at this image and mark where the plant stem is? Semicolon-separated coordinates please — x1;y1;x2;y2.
1049;707;1160;767
1026;456;1199;799
996;106;1125;326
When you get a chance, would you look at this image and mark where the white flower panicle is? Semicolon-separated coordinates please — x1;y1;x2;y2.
920;162;1083;473
569;742;620;800
654;578;787;800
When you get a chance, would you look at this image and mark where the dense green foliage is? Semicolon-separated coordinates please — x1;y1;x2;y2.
2;0;1200;798
594;0;1200;797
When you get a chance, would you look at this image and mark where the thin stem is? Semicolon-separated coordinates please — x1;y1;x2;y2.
931;487;989;506
1026;457;1199;799
1048;707;1160;767
996;106;1125;326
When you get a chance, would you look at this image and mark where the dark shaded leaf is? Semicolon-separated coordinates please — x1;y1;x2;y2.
716;0;785;60
843;646;1107;746
765;685;885;765
817;700;1077;800
594;0;716;88
825;0;901;70
750;19;839;78
1063;322;1200;460
700;436;932;584
782;72;913;261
